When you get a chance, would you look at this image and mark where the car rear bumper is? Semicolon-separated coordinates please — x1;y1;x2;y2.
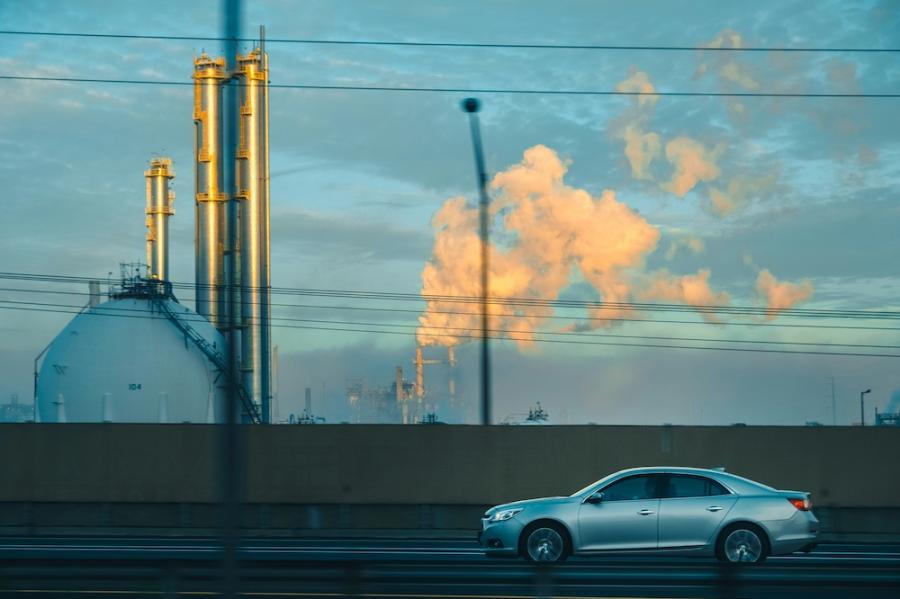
766;510;819;555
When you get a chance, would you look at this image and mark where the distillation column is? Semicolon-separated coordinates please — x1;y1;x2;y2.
235;45;271;421
144;158;175;281
193;53;228;330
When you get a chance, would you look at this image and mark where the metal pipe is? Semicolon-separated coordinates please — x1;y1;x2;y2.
259;25;272;425
235;41;270;422
145;158;175;281
415;346;425;401
461;97;492;426
193;53;228;330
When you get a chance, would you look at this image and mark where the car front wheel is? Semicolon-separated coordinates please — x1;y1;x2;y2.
717;524;768;563
522;523;570;563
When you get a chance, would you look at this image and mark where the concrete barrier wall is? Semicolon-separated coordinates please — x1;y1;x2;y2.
1;424;898;508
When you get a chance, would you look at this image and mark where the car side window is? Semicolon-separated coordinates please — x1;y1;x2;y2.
664;475;731;498
601;475;658;501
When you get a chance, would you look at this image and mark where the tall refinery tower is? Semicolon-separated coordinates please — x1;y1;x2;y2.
144;158;175;281
192;54;228;331
193;35;272;422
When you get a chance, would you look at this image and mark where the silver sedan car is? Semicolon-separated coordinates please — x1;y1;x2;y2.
479;467;818;563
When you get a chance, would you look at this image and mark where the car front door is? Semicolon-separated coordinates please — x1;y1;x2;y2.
657;474;738;548
577;474;661;551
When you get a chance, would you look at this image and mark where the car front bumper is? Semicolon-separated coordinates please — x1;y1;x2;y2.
479;517;524;555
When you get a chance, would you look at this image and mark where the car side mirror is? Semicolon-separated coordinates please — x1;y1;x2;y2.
585;491;604;504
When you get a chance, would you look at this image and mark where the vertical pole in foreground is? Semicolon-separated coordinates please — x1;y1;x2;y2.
461;97;492;426
222;0;242;596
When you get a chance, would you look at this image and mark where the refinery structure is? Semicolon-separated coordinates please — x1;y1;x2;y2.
35;37;272;424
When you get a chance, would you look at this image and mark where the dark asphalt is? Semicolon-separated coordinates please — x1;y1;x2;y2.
0;536;898;598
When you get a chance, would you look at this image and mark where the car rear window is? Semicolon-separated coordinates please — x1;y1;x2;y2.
664;474;730;498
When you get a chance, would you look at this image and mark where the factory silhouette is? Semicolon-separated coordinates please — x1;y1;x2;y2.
32;38;464;426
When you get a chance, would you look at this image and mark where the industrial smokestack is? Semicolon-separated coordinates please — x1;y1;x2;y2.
235;38;272;423
304;386;312;415
415;347;425;401
144;157;175;281
192;53;228;330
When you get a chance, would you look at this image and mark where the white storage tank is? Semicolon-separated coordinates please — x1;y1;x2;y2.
36;294;226;423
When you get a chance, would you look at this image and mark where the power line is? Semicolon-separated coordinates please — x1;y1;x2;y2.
1;74;897;99
2;271;898;320
3;285;898;331
1;30;897;53
2;301;898;359
3;297;897;351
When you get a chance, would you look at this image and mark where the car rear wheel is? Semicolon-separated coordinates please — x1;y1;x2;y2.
717;524;768;563
522;523;570;563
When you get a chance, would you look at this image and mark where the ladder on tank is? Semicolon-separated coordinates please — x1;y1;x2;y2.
153;298;262;423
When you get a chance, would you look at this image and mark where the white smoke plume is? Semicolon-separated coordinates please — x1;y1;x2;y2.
640;269;731;321
755;268;814;319
417;145;731;348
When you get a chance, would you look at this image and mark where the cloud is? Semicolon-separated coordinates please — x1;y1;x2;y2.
622;125;661;180
615;69;659;107
640;269;730;320
706;172;778;216
755;268;814;319
612;70;662;181
695;28;760;91
665;236;705;261
661;137;724;197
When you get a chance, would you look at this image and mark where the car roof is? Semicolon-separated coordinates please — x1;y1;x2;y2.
600;467;776;494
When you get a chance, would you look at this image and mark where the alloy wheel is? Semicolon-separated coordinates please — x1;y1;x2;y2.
526;527;564;562
723;528;763;563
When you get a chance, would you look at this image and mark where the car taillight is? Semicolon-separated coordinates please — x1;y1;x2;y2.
788;497;811;511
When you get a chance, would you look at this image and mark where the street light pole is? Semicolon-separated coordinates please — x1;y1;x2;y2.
461;97;492;426
860;388;871;426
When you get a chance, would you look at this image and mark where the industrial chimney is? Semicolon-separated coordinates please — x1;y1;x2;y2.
192;53;228;330
235;41;272;422
144;158;175;281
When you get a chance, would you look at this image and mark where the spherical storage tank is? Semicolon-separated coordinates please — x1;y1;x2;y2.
37;296;227;423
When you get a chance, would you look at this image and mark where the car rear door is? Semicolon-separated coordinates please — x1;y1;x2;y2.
577;474;661;551
657;474;738;548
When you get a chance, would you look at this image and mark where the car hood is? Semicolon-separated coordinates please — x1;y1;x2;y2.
486;496;570;515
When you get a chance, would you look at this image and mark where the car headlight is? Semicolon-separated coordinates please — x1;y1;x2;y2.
488;508;523;522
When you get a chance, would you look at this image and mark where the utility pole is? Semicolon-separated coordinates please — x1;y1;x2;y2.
461;97;492;426
860;388;871;426
221;1;242;597
826;376;836;426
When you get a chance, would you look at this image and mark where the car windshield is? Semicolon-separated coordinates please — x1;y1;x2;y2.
569;472;622;497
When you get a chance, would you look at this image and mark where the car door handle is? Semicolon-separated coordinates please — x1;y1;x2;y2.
706;506;724;512
638;509;655;516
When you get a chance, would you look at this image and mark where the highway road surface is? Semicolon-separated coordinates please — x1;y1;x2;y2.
0;536;898;598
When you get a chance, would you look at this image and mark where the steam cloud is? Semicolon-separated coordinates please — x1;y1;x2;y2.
417;145;732;347
755;268;814;319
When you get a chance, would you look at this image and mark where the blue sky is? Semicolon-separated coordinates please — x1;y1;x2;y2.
1;0;899;424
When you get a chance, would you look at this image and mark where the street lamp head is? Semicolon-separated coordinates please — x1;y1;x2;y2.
461;97;481;113
863;389;871;394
